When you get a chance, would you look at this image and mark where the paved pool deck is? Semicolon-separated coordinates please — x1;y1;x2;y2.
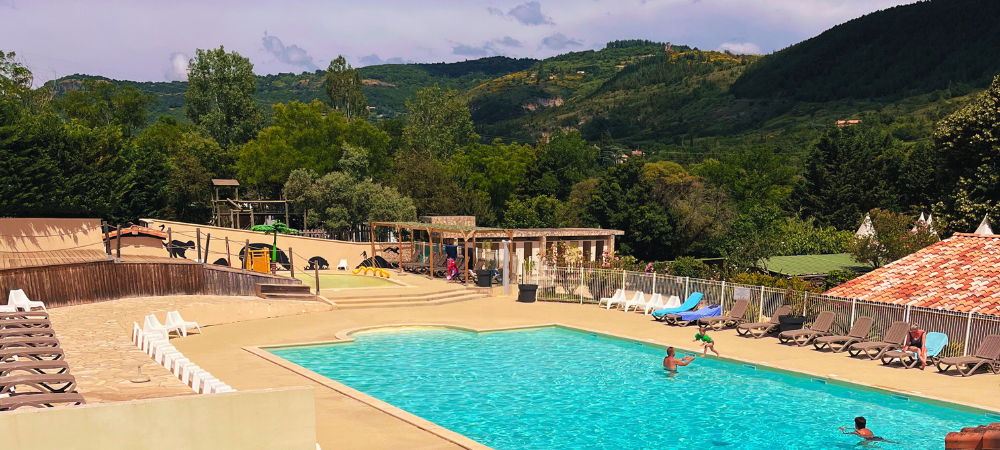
166;296;1000;450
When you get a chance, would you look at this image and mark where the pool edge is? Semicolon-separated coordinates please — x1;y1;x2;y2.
246;322;1000;447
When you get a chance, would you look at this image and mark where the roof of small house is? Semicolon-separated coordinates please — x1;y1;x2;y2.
824;233;1000;315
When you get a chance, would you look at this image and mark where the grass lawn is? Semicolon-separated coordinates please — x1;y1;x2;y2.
293;272;398;289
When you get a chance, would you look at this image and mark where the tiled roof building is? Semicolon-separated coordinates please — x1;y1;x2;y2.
825;233;1000;315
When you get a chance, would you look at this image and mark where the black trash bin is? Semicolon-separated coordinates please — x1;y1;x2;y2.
778;315;806;333
475;269;493;287
517;284;538;303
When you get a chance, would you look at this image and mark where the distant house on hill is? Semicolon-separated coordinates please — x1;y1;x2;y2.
836;119;862;127
825;231;1000;315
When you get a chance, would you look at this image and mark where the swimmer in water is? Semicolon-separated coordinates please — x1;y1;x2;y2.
840;417;897;446
663;347;695;374
694;325;719;357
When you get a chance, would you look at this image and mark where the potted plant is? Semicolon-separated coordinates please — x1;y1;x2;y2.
518;259;537;302
475;240;494;287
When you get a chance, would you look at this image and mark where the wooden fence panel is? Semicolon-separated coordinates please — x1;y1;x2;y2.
0;261;301;308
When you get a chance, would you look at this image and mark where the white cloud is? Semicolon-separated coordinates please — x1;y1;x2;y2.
540;33;583;50
507;1;554;25
262;32;319;71
164;52;189;81
358;54;385;66
717;42;762;54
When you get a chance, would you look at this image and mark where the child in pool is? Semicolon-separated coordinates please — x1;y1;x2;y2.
694;325;719;357
840;417;896;446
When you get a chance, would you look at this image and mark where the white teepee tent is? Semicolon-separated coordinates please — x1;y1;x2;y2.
856;214;875;237
974;215;993;235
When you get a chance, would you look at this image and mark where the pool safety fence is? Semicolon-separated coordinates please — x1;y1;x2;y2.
530;265;1000;358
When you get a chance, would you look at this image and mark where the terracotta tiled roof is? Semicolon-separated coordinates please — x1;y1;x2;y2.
824;233;1000;316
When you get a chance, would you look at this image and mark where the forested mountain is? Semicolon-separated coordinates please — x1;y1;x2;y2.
44;56;537;123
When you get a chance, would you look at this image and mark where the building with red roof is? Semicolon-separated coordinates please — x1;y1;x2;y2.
825;233;1000;315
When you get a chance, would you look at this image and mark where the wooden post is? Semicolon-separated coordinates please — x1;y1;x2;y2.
225;237;231;267
250;206;254;228
428;228;434;279
115;224;122;263
463;232;469;285
369;223;376;267
471;232;476;285
203;233;211;267
102;221;112;260
243;239;249;274
284;201;289;227
289;246;295;278
167;228;173;258
505;229;515;286
196;228;202;263
314;264;320;295
397;226;403;275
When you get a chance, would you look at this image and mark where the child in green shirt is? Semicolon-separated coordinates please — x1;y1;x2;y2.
694;325;720;357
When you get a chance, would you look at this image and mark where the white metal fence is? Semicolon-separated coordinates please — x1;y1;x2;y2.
531;266;1000;358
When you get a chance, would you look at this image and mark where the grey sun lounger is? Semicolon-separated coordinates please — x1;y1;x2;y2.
881;332;949;369
778;311;836;346
736;305;793;339
0;373;78;395
698;299;750;330
0;348;65;362
813;317;874;352
848;321;909;359
935;334;1000;377
0;392;85;411
0;359;71;377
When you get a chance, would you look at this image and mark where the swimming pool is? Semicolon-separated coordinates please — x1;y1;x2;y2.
271;327;988;450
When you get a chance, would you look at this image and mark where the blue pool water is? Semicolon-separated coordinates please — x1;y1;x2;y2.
271;327;986;450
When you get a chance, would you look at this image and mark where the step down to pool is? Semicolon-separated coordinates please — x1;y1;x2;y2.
333;290;489;309
255;283;317;301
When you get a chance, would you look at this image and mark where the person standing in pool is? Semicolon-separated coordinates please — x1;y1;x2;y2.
840;417;896;446
694;325;719;357
663;347;695;373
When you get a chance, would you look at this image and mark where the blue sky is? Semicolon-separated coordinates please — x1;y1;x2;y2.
0;0;917;85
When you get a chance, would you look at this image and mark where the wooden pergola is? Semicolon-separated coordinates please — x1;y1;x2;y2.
370;221;515;283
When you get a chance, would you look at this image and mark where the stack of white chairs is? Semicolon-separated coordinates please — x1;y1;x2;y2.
622;292;648;312
641;293;665;315
132;312;234;394
7;289;46;312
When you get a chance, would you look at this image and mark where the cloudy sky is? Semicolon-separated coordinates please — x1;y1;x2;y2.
1;0;917;85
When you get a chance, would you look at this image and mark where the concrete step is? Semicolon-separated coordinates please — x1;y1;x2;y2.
256;292;318;301
336;293;489;309
334;291;485;305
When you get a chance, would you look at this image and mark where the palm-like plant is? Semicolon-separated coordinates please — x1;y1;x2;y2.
250;222;298;262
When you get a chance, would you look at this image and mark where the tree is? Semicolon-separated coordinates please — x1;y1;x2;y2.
932;75;1000;234
527;130;600;200
795;124;906;230
1;50;46;112
285;168;416;238
650;172;734;257
237;100;389;190
401;86;478;159
446;139;535;223
720;204;784;271
185;46;265;147
848;208;939;268
324;55;368;122
250;222;298;262
503;196;561;228
54;80;155;136
694;145;796;213
586;159;679;261
391;151;460;217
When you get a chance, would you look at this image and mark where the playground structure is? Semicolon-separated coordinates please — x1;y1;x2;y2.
353;266;391;278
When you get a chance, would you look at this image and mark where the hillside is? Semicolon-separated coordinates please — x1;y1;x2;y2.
730;0;1000;102
44;56;536;123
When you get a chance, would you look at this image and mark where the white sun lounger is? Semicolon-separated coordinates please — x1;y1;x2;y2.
145;314;183;338
0;305;16;313
7;289;46;312
607;291;639;310
597;289;624;308
642;294;664;315
622;292;648;312
165;311;201;337
337;259;349;270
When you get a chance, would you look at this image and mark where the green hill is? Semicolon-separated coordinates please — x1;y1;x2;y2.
44;56;536;123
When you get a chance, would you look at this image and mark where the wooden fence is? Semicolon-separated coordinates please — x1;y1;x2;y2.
0;260;301;308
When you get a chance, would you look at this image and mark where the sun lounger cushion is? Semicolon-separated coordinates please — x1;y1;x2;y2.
651;293;703;318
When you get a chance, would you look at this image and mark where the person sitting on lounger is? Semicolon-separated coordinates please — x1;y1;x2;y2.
663;347;695;373
840;417;895;446
694;326;719;357
905;324;928;369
